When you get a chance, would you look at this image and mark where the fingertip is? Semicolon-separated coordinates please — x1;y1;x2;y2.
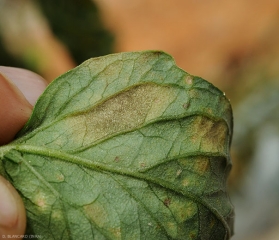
0;176;26;239
0;67;47;145
0;73;32;145
0;67;48;106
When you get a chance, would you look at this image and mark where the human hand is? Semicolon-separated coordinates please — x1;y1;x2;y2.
0;67;47;239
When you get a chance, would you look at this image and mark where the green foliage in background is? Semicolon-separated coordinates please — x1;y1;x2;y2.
37;0;114;64
0;0;113;68
0;38;26;68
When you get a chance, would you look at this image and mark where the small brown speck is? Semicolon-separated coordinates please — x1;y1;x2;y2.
114;156;120;162
183;103;189;109
163;198;171;207
140;162;146;168
190;233;196;239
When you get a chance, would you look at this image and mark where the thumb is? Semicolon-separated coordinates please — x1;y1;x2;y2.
0;67;48;239
0;175;26;239
0;66;47;145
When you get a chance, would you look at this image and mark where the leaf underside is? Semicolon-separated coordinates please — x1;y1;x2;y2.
0;51;234;240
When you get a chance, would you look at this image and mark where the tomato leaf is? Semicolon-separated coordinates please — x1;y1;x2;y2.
0;51;234;239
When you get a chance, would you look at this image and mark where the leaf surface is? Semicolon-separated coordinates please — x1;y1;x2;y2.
0;51;234;239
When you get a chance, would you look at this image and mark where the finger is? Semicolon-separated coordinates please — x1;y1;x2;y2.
0;176;26;240
0;67;48;106
0;67;47;145
0;68;47;239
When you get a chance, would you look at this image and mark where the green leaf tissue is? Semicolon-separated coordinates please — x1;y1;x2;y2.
0;51;234;239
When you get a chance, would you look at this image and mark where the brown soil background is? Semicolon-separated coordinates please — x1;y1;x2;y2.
94;0;279;89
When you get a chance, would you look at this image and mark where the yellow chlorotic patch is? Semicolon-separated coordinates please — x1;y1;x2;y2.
206;108;213;115
201;121;228;153
84;202;108;229
182;178;190;187
188;116;227;153
33;190;50;211
193;157;210;175
109;227;121;239
51;210;63;221
165;221;177;238
189;116;212;145
185;76;193;85
84;201;122;239
63;84;177;146
170;200;197;223
145;86;177;122
189;89;199;98
56;173;65;182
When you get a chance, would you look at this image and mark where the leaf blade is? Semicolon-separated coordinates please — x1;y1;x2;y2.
1;51;234;239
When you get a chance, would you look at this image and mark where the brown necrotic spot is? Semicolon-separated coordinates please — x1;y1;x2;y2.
183;102;190;109
163;198;171;207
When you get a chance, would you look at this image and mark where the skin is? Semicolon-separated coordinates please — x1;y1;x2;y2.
0;67;47;240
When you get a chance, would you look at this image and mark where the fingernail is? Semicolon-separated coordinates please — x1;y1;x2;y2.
0;66;47;106
0;178;18;228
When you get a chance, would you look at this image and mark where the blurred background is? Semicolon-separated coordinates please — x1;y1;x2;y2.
1;0;279;239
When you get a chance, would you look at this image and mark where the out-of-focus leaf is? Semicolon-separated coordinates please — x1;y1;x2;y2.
0;51;234;239
231;81;279;240
37;0;114;64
